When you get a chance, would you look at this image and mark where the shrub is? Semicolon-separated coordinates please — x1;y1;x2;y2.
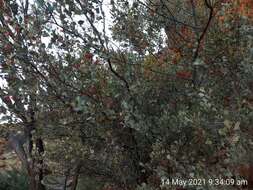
0;169;28;190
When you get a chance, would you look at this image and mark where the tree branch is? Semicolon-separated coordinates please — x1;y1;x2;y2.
75;0;130;92
192;0;214;87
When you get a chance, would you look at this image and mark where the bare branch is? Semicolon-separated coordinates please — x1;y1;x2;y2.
192;0;214;87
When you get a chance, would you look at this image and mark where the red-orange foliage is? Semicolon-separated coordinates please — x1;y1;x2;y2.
84;52;93;61
176;70;192;79
236;164;253;187
220;0;253;19
3;43;12;54
237;0;253;18
0;0;4;9
15;25;21;34
3;95;13;103
169;48;182;64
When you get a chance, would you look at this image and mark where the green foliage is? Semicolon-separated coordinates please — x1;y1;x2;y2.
76;176;103;190
0;170;28;190
0;0;252;190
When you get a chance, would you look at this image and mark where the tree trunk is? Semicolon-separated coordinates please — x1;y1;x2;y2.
8;131;45;190
28;177;37;190
36;138;45;190
70;161;83;190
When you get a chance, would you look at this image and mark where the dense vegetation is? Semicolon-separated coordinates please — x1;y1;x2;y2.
0;0;252;189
